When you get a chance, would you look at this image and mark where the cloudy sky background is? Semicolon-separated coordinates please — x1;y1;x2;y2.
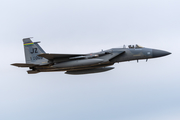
0;0;180;120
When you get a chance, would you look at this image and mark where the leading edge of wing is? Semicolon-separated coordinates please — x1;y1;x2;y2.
38;53;87;60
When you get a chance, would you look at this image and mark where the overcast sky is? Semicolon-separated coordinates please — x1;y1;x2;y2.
0;0;180;120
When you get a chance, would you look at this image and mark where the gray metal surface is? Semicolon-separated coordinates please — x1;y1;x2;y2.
23;38;48;65
53;59;104;68
11;38;171;74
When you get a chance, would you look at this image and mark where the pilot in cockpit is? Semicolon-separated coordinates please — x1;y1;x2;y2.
128;45;135;48
128;44;143;49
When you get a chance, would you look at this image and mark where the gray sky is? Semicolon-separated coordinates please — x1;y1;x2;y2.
0;0;180;120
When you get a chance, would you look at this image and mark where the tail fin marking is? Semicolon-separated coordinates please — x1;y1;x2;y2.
23;38;48;65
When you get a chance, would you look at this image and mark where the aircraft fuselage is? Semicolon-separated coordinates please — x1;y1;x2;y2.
11;38;171;74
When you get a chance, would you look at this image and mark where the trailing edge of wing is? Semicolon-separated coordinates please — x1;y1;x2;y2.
38;53;86;60
11;63;39;67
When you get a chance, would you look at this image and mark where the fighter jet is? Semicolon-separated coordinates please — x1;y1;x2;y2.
11;38;171;75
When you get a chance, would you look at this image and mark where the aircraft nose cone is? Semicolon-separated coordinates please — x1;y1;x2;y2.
152;49;171;58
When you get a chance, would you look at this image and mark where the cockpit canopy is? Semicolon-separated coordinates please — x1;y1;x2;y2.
128;44;143;49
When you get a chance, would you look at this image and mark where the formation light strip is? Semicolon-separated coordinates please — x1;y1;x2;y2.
24;42;34;46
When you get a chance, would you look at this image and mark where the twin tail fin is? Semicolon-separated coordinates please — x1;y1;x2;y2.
23;38;48;65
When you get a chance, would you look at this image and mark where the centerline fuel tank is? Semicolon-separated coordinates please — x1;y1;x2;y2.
65;67;114;75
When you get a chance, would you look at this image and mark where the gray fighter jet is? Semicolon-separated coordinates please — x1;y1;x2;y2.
11;38;171;75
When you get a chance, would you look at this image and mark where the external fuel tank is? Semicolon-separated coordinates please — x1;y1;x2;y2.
65;67;114;75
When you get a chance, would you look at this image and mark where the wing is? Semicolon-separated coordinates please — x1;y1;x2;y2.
38;53;87;60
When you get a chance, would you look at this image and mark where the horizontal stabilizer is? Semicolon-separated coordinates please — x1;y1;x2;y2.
11;63;39;67
38;53;86;60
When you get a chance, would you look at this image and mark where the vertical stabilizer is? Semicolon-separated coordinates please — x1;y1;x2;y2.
23;38;48;65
